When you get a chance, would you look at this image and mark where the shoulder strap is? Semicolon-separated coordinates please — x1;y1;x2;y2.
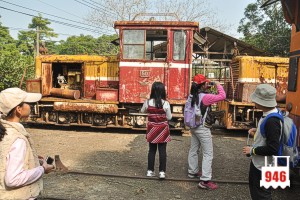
197;93;209;122
260;111;283;137
198;93;206;107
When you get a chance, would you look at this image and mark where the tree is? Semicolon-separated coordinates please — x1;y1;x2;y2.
84;0;230;33
17;14;57;56
0;20;34;90
0;21;19;57
238;0;291;56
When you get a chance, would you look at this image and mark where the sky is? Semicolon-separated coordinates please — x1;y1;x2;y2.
0;0;255;41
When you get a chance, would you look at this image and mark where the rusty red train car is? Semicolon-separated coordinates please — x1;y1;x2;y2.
26;20;200;130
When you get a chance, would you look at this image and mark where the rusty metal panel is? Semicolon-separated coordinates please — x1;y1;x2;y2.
41;63;52;96
83;59;119;98
84;80;96;98
236;83;259;102
35;55;118;79
236;56;289;82
26;79;41;93
94;61;119;88
118;63;189;104
96;88;118;101
53;102;118;113
228;56;289;103
167;66;189;102
83;62;96;98
119;62;165;103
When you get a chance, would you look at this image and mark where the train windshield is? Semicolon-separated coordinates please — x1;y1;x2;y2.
122;29;168;60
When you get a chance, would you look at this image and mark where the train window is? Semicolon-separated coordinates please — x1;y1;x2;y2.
146;30;168;61
123;30;145;59
173;31;186;60
287;57;298;91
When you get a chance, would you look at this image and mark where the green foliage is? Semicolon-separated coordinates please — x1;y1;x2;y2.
0;21;35;90
0;55;35;90
54;34;119;55
238;0;291;57
0;23;19;57
17;14;58;56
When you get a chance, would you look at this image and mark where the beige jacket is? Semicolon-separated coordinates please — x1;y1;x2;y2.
0;119;43;200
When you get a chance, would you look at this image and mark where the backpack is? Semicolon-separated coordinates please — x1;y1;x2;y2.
184;93;207;128
260;109;299;168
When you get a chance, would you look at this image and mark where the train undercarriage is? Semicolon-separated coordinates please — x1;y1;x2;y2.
27;101;185;130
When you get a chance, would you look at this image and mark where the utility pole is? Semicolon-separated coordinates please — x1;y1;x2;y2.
36;26;40;57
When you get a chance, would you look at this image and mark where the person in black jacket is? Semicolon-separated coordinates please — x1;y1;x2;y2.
243;84;281;200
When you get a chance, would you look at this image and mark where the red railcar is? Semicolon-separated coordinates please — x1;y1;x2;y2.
115;21;198;105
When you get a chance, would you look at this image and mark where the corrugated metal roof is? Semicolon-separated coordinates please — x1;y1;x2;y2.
193;27;266;60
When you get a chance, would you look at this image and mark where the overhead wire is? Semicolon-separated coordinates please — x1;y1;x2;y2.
0;0;113;34
81;0;115;16
0;6;109;35
35;0;83;20
6;26;77;37
73;0;115;17
88;0;113;11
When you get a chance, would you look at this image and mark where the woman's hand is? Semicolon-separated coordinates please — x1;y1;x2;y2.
248;128;256;137
42;162;55;174
243;146;251;155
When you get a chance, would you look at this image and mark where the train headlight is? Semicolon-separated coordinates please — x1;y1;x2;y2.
172;106;183;113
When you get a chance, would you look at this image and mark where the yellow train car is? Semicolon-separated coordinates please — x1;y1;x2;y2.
26;55;120;126
33;55;119;98
218;56;289;129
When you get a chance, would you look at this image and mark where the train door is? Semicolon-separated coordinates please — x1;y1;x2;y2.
83;62;96;98
119;29;169;103
41;63;52;96
167;30;191;103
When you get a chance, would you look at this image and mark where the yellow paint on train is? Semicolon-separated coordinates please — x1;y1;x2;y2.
233;56;289;82
35;55;119;79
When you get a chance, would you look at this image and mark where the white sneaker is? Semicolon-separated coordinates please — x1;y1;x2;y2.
146;170;155;177
159;171;165;179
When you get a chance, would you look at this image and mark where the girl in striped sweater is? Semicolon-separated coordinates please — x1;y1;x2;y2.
141;82;172;179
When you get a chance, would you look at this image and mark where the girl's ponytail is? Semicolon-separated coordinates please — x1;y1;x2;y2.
190;82;199;107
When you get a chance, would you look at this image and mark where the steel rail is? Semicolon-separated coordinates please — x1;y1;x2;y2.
65;170;248;184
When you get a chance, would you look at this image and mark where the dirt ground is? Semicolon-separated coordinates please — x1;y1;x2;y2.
27;125;300;200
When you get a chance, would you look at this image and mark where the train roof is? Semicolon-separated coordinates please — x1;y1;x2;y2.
35;55;118;62
233;56;289;65
114;21;199;30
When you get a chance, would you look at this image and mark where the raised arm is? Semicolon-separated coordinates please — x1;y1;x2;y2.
202;82;226;106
